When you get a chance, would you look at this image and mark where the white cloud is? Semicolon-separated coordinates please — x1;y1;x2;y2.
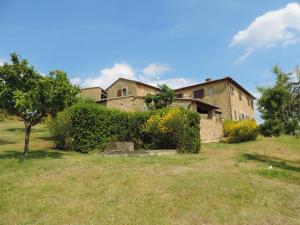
250;90;263;124
79;62;194;89
0;59;5;66
82;63;136;88
70;77;82;85
230;3;300;62
142;77;196;89
142;63;171;78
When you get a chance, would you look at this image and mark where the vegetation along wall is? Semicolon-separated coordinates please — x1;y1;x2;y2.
47;100;201;153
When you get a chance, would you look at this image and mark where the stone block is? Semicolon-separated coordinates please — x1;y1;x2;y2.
104;141;135;152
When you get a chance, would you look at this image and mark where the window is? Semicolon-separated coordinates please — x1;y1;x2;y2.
208;87;214;96
251;100;254;109
122;88;127;96
194;89;204;99
183;92;191;98
117;90;122;97
234;110;237;120
176;93;183;98
238;91;242;101
230;86;234;95
239;113;245;120
247;97;250;106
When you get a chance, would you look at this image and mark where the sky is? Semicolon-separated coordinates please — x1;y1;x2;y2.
1;0;300;98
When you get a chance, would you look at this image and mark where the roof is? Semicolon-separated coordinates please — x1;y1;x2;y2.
175;76;256;99
80;86;104;91
174;98;219;109
105;78;160;91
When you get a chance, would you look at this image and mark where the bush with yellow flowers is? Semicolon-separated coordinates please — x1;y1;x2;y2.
223;119;259;143
143;107;200;153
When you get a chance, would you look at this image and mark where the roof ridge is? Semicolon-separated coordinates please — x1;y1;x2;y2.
175;76;255;99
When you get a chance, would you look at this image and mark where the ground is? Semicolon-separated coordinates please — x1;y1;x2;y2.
0;120;299;225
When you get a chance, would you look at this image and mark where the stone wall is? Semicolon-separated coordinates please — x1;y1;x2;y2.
106;79;158;99
107;79;138;98
229;82;255;120
136;83;159;96
200;119;223;143
104;96;147;112
170;99;198;112
80;87;102;101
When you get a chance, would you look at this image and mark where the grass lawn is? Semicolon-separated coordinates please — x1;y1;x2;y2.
0;120;300;225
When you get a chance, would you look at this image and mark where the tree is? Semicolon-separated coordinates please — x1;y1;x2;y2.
0;53;79;159
257;65;300;136
144;84;175;110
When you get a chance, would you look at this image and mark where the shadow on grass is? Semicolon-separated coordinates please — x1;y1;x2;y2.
6;127;24;132
242;153;300;172
36;136;55;142
0;138;16;145
0;149;65;161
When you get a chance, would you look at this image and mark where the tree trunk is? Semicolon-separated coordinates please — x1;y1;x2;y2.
23;123;31;160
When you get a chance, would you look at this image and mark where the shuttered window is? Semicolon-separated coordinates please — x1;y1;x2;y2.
176;93;183;98
194;89;204;99
117;90;122;97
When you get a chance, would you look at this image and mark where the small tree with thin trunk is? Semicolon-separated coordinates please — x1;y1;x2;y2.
258;65;300;136
0;53;79;159
144;84;175;110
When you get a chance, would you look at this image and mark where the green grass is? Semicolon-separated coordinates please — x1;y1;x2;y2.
0;120;300;225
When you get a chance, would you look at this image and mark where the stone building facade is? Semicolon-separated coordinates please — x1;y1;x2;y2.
81;76;255;143
79;87;106;101
174;77;255;120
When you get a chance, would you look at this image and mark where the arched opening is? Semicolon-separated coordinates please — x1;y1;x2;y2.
122;88;127;96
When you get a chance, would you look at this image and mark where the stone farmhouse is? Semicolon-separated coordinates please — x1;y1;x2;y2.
79;76;255;143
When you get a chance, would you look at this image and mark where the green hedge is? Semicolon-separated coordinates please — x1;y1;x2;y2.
47;101;200;153
223;119;259;143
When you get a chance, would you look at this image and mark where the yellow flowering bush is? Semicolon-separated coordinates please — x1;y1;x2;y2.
143;107;200;153
224;119;259;143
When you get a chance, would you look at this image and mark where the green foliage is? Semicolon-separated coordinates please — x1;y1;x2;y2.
46;112;72;150
48;101;149;152
0;113;4;122
223;120;259;143
258;65;300;136
295;130;300;139
48;103;200;153
0;53;79;121
0;53;79;157
144;84;175;109
259;119;282;137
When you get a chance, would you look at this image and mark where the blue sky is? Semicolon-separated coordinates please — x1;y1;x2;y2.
1;0;300;96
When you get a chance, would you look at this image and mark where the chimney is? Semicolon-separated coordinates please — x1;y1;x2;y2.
205;78;212;82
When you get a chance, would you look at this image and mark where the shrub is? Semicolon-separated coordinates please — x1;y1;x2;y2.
0;113;4;122
143;107;200;153
46;112;72;150
295;130;300;139
47;102;200;153
47;101;151;152
224;119;259;143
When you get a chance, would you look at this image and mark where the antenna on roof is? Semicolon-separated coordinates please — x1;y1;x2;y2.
156;76;160;87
